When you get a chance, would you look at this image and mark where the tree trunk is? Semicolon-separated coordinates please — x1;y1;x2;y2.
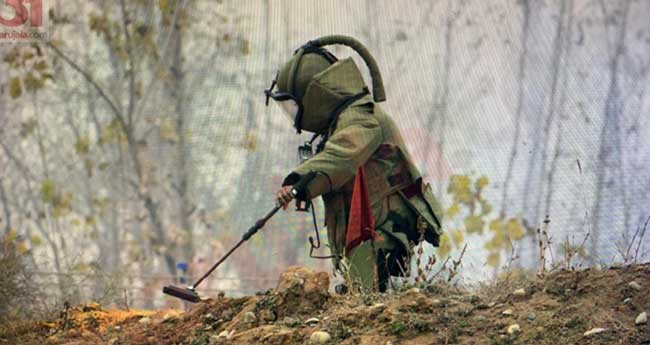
0;178;11;236
591;0;631;262
500;0;530;218
168;0;194;264
535;0;570;222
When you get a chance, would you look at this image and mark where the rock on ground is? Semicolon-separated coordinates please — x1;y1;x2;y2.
309;330;331;344
272;266;330;318
584;328;607;337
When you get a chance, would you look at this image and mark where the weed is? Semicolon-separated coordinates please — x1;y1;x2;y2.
412;318;434;332
328;320;353;340
388;320;408;335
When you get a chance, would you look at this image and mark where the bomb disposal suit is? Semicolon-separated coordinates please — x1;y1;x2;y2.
266;36;443;292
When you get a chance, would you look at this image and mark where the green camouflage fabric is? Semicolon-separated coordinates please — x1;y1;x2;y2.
285;58;443;291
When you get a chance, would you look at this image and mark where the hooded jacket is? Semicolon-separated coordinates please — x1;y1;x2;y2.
282;58;443;261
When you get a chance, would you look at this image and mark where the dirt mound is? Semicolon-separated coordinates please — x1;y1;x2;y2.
1;265;649;345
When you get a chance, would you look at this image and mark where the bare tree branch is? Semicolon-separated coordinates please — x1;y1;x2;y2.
119;0;136;126
46;43;128;131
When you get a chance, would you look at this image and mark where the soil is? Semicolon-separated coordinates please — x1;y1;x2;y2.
1;265;649;345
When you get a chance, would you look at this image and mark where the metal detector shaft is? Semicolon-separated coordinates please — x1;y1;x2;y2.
187;171;316;291
190;203;283;289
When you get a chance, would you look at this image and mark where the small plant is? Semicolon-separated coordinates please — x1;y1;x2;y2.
412;318;434;332
328;320;353;340
535;215;590;277
559;232;590;270
388;320;408;335
536;216;553;277
617;214;649;265
407;174;531;289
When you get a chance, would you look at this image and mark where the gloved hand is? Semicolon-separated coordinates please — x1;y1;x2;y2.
275;185;294;210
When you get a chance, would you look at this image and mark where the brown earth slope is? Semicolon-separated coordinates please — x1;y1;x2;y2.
1;265;649;345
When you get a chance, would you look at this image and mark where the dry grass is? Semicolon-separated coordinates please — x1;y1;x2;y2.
0;235;36;322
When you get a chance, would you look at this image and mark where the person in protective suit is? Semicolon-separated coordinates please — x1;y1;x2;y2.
266;35;443;293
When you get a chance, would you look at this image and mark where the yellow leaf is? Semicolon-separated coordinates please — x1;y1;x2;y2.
17;242;28;255
23;51;34;60
475;176;489;190
437;233;451;259
53;192;73;218
244;131;257;151
99;120;127;145
241;40;251;55
159;0;169;12
30;234;42;246
506;218;525;240
464;215;484;234
49;39;64;48
72;262;90;273
486;229;507;251
24;71;45;91
479;198;492;216
160;117;179;143
6;229;18;243
34;60;48;71
446;202;460;218
448;175;470;194
75;137;91;155
489;218;503;234
9;77;22;99
484;237;498;251
487;252;501;267
448;175;473;204
41;179;56;204
451;229;464;247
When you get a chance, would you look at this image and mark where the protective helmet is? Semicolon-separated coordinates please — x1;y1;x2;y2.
265;35;386;134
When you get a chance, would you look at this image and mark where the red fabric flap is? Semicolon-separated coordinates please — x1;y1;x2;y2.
345;166;378;254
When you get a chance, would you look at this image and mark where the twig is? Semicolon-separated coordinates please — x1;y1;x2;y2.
46;43;128;131
537;225;547;278
123;289;130;312
56;301;71;332
415;217;427;283
506;241;520;270
634;214;650;263
561;232;590;270
447;243;467;283
543;216;555;265
427;256;451;283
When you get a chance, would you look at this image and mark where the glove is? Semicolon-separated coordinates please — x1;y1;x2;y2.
276;171;318;209
275;185;294;210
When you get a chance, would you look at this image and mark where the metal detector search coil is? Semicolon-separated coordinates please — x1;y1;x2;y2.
162;175;314;303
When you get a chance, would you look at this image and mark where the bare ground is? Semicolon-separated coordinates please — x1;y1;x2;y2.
1;264;649;345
